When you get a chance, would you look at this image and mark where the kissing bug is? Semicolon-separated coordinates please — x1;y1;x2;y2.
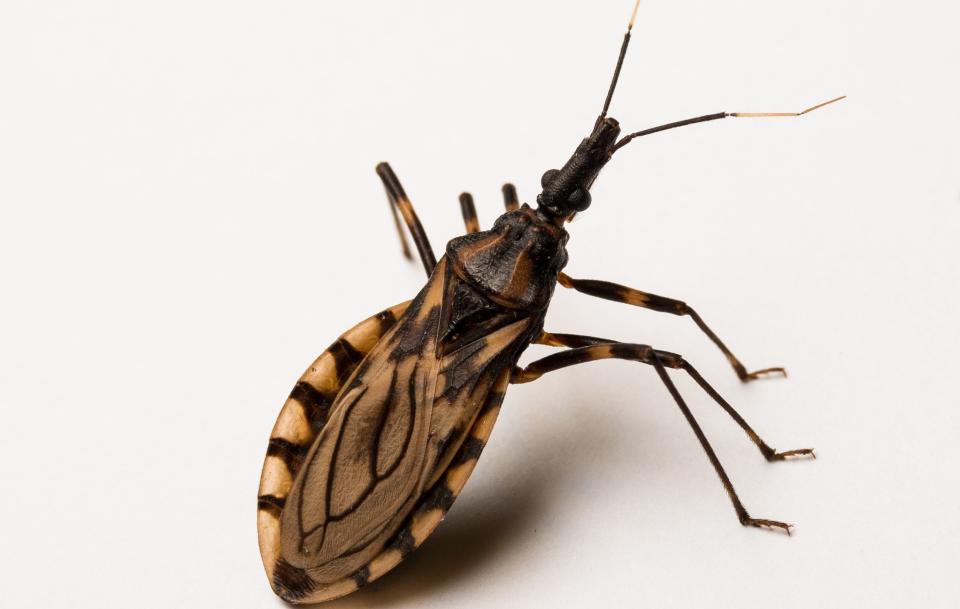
257;1;843;603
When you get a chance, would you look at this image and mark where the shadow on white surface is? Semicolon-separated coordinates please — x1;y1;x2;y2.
310;453;548;607
309;380;653;608
323;485;545;608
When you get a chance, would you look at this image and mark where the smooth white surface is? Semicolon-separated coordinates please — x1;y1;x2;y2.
1;1;958;607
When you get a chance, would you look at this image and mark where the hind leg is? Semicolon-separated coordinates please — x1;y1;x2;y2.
376;162;437;276
514;336;813;533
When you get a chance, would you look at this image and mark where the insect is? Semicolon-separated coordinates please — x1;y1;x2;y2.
257;1;842;603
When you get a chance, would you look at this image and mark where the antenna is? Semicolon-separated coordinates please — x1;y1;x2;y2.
731;96;847;118
599;0;643;120
612;95;846;151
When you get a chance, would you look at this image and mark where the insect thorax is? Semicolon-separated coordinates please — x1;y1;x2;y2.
446;205;569;311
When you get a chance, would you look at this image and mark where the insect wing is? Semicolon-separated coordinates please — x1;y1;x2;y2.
279;265;446;580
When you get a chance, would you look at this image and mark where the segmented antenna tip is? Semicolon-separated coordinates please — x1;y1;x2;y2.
731;95;847;118
628;0;642;30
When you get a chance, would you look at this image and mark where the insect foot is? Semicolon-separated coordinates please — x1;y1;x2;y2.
768;448;816;461
741;517;794;536
740;365;788;382
759;444;816;462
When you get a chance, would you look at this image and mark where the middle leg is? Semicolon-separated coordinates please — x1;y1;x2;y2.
536;332;812;463
458;192;480;233
513;340;811;533
457;183;522;235
501;183;519;211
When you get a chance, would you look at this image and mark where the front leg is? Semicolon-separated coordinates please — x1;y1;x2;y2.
557;273;786;382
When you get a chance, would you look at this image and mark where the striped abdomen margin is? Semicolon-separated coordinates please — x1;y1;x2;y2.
257;301;511;603
257;304;409;581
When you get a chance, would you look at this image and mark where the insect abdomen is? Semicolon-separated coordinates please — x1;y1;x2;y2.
257;302;409;590
258;259;537;603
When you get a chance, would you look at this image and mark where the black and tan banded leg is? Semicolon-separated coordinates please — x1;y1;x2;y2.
459;192;480;233
514;336;813;534
557;273;785;382
459;183;520;234
502;183;519;211
536;332;811;464
376;162;437;276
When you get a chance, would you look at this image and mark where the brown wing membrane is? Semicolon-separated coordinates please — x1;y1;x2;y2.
282;348;436;579
265;258;540;602
257;301;410;586
280;262;446;582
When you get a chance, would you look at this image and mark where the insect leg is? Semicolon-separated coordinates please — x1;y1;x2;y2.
513;342;809;534
557;273;785;382
536;332;813;463
376;162;438;276
501;183;519;212
459;192;480;233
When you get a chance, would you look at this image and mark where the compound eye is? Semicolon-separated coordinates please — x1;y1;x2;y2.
540;169;560;188
566;188;591;212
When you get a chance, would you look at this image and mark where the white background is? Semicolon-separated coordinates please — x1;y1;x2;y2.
1;1;958;608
